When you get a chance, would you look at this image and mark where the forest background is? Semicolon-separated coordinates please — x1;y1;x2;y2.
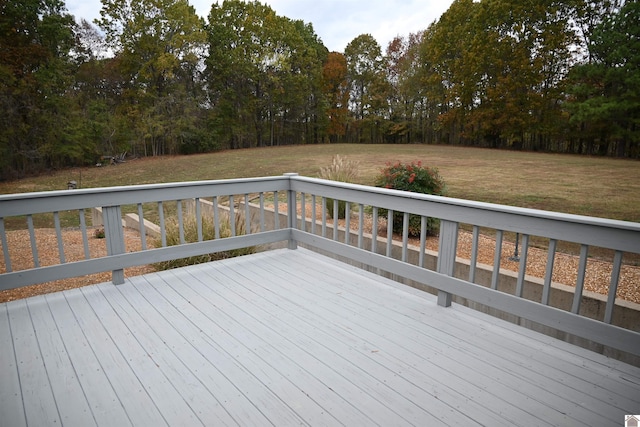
1;0;638;180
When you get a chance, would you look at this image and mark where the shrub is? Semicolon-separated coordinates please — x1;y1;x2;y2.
319;155;359;219
153;211;255;271
375;160;446;236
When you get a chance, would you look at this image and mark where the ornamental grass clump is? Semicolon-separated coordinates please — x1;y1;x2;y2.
375;160;446;236
153;211;255;271
319;155;360;219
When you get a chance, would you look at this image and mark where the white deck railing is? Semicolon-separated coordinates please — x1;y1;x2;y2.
1;174;639;359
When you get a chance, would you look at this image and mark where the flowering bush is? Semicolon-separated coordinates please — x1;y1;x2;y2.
375;161;446;236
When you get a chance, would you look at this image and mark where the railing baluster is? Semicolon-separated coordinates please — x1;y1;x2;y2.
54;211;66;264
437;220;459;307
259;193;265;233
158;201;166;247
311;195;317;235
469;225;480;283
358;204;364;249
491;230;503;290
78;209;90;260
0;218;12;272
604;251;624;324
213;196;220;239
419;216;427;268
229;195;236;237
541;238;557;305
371;207;378;254
300;192;306;232
571;244;589;314
137;203;147;250
286;185;297;249
515;234;530;297
333;200;339;241
344;202;350;244
195;198;203;242
244;194;251;235
177;200;185;244
274;191;279;230
321;197;327;237
386;209;393;258
27;215;40;267
402;212;409;262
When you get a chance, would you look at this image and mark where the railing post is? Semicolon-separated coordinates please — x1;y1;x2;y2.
103;205;125;285
436;219;458;307
284;173;298;249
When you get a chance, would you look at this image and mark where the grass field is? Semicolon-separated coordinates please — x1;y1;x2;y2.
1;144;638;223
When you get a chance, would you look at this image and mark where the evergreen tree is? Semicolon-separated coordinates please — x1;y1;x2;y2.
567;0;640;157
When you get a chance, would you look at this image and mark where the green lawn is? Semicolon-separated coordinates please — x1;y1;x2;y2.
1;144;638;223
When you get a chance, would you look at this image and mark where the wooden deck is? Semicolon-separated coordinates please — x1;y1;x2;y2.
2;248;639;427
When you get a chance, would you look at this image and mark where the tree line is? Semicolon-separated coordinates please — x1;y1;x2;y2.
0;0;637;179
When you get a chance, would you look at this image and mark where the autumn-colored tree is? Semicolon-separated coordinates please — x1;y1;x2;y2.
322;52;350;142
418;0;482;145
417;0;579;150
469;0;576;149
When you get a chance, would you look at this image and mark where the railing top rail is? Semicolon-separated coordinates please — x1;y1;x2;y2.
0;176;289;216
291;176;640;253
291;175;640;232
1;173;638;252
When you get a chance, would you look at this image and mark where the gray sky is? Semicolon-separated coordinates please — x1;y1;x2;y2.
65;0;454;53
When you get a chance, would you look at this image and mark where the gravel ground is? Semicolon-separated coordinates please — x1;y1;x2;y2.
1;209;638;304
0;228;154;303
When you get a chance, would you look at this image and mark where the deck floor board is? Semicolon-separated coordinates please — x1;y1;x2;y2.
7;299;62;426
42;292;133;427
0;303;27;427
187;262;462;426
260;252;632;423
2;248;639;427
221;252;603;426
195;256;516;426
